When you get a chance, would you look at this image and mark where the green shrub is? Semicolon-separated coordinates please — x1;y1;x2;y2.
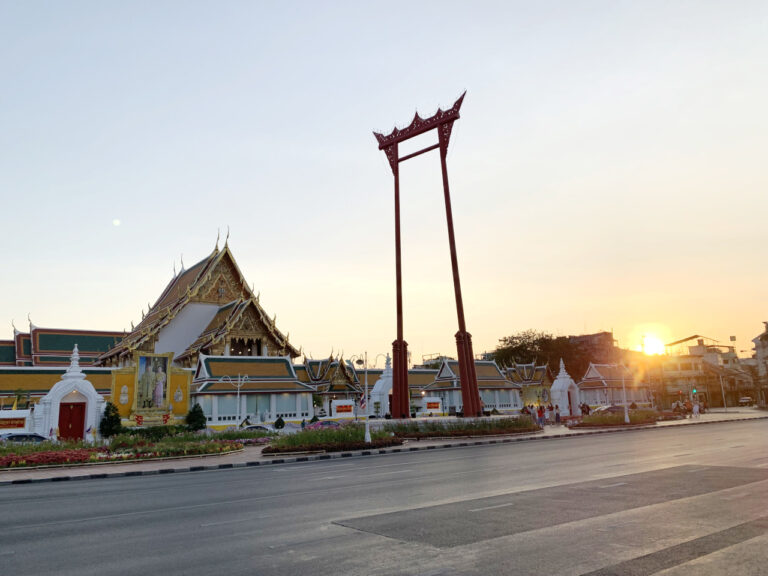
185;404;207;431
577;409;657;427
266;424;394;452
383;416;538;438
99;402;123;438
310;415;319;423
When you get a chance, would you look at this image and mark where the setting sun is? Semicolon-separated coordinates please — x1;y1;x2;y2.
642;335;666;355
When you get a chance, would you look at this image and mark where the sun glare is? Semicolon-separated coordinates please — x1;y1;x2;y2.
642;335;665;355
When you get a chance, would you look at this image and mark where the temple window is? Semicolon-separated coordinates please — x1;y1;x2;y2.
230;338;262;356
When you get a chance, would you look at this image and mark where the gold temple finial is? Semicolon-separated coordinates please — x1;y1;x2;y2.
225;225;230;246
180;254;184;271
256;291;260;303
173;261;176;277
130;321;134;330
272;313;276;328
216;228;220;251
11;319;16;332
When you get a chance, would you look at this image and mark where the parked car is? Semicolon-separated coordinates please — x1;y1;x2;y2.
591;405;627;415
739;396;754;407
244;424;276;433
0;432;48;444
305;420;341;431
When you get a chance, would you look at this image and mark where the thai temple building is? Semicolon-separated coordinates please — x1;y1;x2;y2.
421;359;523;415
503;362;551;407
0;239;550;438
577;363;652;407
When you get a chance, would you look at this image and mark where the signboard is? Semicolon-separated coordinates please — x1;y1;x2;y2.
0;417;26;429
331;400;355;418
421;397;442;414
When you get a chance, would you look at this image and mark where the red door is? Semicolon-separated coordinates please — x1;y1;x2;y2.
59;403;86;441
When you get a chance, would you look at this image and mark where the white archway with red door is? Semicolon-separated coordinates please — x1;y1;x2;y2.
33;345;105;441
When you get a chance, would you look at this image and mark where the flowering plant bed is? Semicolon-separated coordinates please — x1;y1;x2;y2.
384;417;539;439
263;424;402;454
0;439;243;469
263;437;402;454
568;410;659;428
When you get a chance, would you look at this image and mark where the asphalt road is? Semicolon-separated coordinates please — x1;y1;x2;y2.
1;420;767;576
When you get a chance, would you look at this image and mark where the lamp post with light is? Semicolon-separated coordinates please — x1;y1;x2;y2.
354;354;372;444
220;374;248;426
620;365;630;424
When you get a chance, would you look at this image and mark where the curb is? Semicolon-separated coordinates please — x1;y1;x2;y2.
2;415;766;486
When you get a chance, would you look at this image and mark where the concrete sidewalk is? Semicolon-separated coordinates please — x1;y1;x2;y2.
2;408;765;485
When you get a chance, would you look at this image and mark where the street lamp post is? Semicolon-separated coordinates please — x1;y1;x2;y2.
220;374;247;426
621;365;630;424
719;373;728;413
354;354;372;444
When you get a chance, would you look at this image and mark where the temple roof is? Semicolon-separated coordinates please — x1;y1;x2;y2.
504;362;549;385
193;355;314;394
99;245;298;364
578;363;640;389
426;359;520;391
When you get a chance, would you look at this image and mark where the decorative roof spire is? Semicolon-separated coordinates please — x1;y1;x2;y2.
180;254;185;272
558;358;567;377
225;225;230;247
216;228;220;251
11;319;17;335
61;344;87;383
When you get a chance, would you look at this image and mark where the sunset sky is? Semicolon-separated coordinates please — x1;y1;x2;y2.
1;1;766;367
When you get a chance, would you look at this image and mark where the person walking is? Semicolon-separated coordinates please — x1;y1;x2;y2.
692;401;700;419
555;405;561;425
537;405;545;427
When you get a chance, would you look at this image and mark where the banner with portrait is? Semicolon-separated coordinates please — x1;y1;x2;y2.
134;353;173;411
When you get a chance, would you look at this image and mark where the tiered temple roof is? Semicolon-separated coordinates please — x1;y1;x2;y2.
99;244;298;367
0;326;124;367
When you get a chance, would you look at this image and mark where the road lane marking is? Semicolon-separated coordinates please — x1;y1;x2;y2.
687;468;708;473
308;476;347;481
357;469;413;478
200;514;274;527
468;502;515;512
721;492;749;501
598;482;627;488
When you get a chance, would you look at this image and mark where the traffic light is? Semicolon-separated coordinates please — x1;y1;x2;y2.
692;387;697;394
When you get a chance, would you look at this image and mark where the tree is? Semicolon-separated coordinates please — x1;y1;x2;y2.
185;403;207;431
99;402;123;437
274;416;285;429
493;329;591;380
